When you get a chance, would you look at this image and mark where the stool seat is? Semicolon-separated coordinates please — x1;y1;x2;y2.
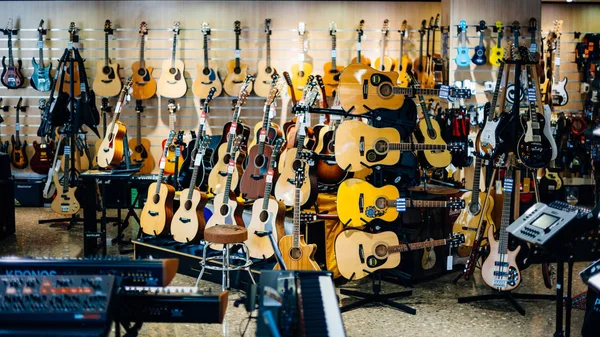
204;225;248;244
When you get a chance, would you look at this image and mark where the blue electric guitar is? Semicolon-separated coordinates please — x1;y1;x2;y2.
31;20;52;92
455;20;470;67
471;20;487;66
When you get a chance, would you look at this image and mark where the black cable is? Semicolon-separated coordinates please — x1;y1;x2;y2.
239;313;255;337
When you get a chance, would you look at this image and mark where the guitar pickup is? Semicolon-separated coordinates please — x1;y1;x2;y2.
530;122;540;129
179;217;191;224
148;211;159;217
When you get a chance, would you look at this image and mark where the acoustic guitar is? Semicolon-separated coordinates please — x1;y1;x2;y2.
61;23;81;97
193;22;223;99
224;21;253;96
253;19;277;98
374;19;395;72
489;21;504;66
157;22;187;98
93;20;122;97
289;22;312;100
421;17;435;88
50;136;80;215
131;22;157;100
1;19;23;89
550;20;568;107
96;79;133;168
30;99;55;175
31;20;52;92
475;61;505;159
350;20;371;66
140;131;176;236
426;14;441;88
396;20;412;87
314;119;348;186
322;22;343;97
161;100;184;175
10;98;27;169
129;102;154;174
335;230;464;280
413;20;428;84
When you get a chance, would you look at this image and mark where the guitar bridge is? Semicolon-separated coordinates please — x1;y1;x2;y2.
148;211;159;217
179;217;191;224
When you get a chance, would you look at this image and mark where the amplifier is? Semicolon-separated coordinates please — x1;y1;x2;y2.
0;178;15;240
0;153;10;180
14;179;43;207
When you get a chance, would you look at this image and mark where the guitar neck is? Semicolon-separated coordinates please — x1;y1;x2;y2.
258;104;271;154
104;32;109;67
331;35;336;68
7;34;14;67
221;152;236;205
139;34;146;69
187;148;204;199
389;238;447;253
292;186;301;249
235;34;241;69
298;34;305;71
386;199;449;208
498;169;514;255
497;32;503;48
388;142;447;151
171;33;177;69
357;34;362;62
393;86;439;96
38;34;44;67
63;144;71;193
554;38;561;79
136;110;142;143
203;34;209;69
488;62;505;121
379;33;385;70
266;32;271;69
471;157;483;203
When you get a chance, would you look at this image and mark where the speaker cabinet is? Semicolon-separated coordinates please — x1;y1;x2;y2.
0;178;16;240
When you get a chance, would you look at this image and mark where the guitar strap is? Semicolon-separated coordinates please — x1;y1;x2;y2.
74;48;100;137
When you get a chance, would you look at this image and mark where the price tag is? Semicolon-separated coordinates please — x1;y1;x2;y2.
259;128;267;142
194;153;203;166
159;158;166;169
331;50;337;58
266;169;274;183
527;88;537;103
227;160;235;173
229;122;237;135
446;163;457;175
554;57;560;66
175;147;181;157
235;49;241;58
395;198;407;212
496;180;503;194
115;102;122;112
298;53;305;62
447;255;453;270
199;111;206;126
357;42;361;51
63;146;71;156
15;123;20;132
439;85;450;100
269;104;276;119
504;178;514;193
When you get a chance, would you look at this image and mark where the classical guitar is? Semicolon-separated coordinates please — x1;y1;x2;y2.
476;60;505;158
129;102;155;174
430;14;443;88
482;153;521;291
422;15;439;89
334;120;462;172
1;19;23;89
322;22;344;97
141;131;176;236
10;98;27;169
30;99;55;175
193;22;223;99
96;79;132;168
131;21;157;100
253;19;277;98
455;20;470;67
157;22;187;98
93;20;122;97
489;21;504;66
289;22;312;99
62;23;81;97
335;230;464;280
246;139;285;259
171;135;210;243
350;20;371;66
337;63;471;115
162;100;184;175
471;20;487;66
396;20;412;87
31;20;52;92
337;178;465;228
550;20;568;107
413;20;427;84
224;21;253;96
374;19;395;72
275;161;320;271
51;136;80;215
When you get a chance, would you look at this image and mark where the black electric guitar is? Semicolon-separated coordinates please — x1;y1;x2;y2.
1;19;24;89
10;98;28;169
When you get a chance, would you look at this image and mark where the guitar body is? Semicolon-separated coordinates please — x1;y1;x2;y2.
289;62;313;99
338;64;405;115
322;62;344;97
452;191;495;257
50;174;80;215
337;178;399;227
193;63;223;98
396;55;412;87
374;56;395;72
131;62;157;100
212;122;251;163
10;138;28;169
253;60;277;98
240;144;278;200
248;121;281;149
161;138;184;175
171;188;208;243
30;58;53;92
157;59;187;98
551;78;569;106
481;226;522;291
275;234;320;271
471;45;487;66
246;197;286;259
413;56;427;84
335;120;400;172
335;230;399;280
417;119;452;168
350;56;371;66
517;114;553;169
489;46;504;67
140;182;175;236
30;140;55;174
223;61;253;96
315;130;348;185
208;143;242;195
475;118;501;158
96;121;127;168
62;61;81;97
129;137;155;174
204;192;244;250
274;148;317;207
421;240;437;270
1;58;23;89
455;47;470;67
93;60;122;97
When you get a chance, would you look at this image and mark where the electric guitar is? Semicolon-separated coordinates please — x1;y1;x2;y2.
157;22;187;98
193;22;223;99
335;230;464;280
129;102;155;174
61;23;81;97
529;18;542;81
476;60;505;158
396;20;412;87
1;19;23;89
224;21;253;96
337;178;465;228
489;21;504;66
140;131;176;236
93;20;122;97
350;20;371;66
472;20;487;66
131;21;157;100
275;161;320;271
31;20;52;92
96;79;132;168
30;99;55;175
413;20;428;84
322;22;344;97
51;136;80;215
162;100;184;175
421;238;437;270
550;20;568;106
10;98;27;169
374;19;395;72
289;22;312;99
253;19;277;98
481;153;521;291
455;20;470;67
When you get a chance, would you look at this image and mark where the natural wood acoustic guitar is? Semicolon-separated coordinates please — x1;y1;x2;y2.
253;19;277;98
193;22;223;99
93;20;122;97
224;21;253;96
96;79;133;168
157;22;187;98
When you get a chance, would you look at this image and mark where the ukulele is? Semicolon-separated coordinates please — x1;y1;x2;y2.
476;60;505;158
162;100;184;175
351;20;371;66
246;139;286;259
171;135;210;243
455;20;470;67
10;98;27;169
337;178;465;228
374;19;395;72
322;22;344;97
482;153;521;291
1;19;23;89
335;230;464;280
224;21;253;96
31;20;52;92
550;20;568;107
96;79;133;168
275;160;320;271
93;20;122;97
489;21;504;66
30;99;55;175
193;22;223;99
413;20;428;83
140;131;176;236
289;22;312;99
471;20;487;66
396;20;412;87
128;101;155;174
254;19;277;98
50;136;80;216
62;23;81;97
157;22;187;98
131;22;157;100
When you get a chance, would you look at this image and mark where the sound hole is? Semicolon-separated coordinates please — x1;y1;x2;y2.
265;67;272;73
168;144;176;152
137;68;146;76
292;159;303;171
373;139;389;154
202;67;210;76
298;71;305;77
259;210;269;222
378;83;393;98
169;68;177;75
102;66;111;75
220;204;229;216
374;244;388;257
152;194;160;204
184;199;192;211
375;197;386;209
234;67;241;74
290;247;302;260
254;154;265;168
135;144;145;154
222;154;231;165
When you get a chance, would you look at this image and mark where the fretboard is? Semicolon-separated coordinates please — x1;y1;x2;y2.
389;238;447;253
393;87;440;96
292;186;301;249
171;33;177;69
139;34;146;69
7;34;14;67
331;35;337;68
104;32;109;67
554;38;561;79
203;35;209;70
136;111;142;143
498;170;514;255
388;143;447;151
471;157;483;205
38;35;44;68
488;61;505;121
266;33;271;68
386;199;449;208
235;34;240;69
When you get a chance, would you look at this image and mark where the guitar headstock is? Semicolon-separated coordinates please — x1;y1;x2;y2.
265;18;272;36
167;99;178;114
265;85;280;106
234;20;241;35
528;17;538;34
433;14;440;29
175;130;185;146
139;21;148;36
382;19;390;37
15;97;23;111
172;21;181;35
329;21;336;36
458;20;467;33
238;75;254;101
293;160;306;188
511;21;520;38
37;20;45;35
400;20;408;36
5;18;13;33
358;20;365;36
553;19;563;39
104;19;113;35
477;20;487;33
495;21;503;33
231;135;243;155
68;22;77;45
447;233;466;248
201;22;210;36
283;71;293;87
205;86;217;107
298;22;306;36
448;197;466;210
421;20;428;36
428;17;434;30
39;99;46;111
273;138;283;154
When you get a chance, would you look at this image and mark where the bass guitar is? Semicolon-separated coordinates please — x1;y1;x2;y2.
350;20;371;66
30;99;55;175
10;98;27;169
224;21;253;96
289;22;312;99
455;20;470;67
253;19;277;98
129;102;155;174
374;19;395;72
131;21;157;100
50;135;80;215
472;20;487;66
550;20;568;106
93;20;122;97
96;79;132;168
1;19;23;89
476;60;505;158
193;22;222;99
162;100;184;175
322;22;343;97
157;22;187;98
489;21;504;66
31;20;52;92
140;131;176;236
396;20;412;87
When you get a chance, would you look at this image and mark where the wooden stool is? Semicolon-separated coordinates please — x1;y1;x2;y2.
196;225;255;291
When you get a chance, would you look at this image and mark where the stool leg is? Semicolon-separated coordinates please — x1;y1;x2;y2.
196;242;210;288
241;243;255;285
225;244;231;290
221;244;228;291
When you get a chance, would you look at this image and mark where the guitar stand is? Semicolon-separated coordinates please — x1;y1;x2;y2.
457;290;555;316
